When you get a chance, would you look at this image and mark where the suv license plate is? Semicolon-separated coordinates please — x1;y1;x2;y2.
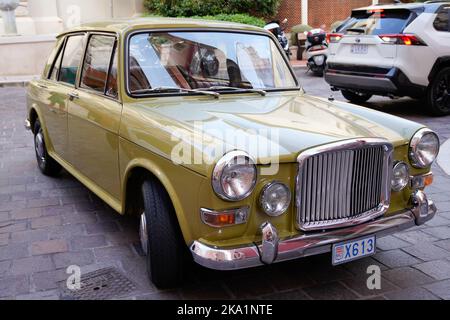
351;44;368;54
332;235;376;265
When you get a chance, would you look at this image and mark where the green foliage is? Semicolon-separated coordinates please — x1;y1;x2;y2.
143;0;281;18
190;14;266;27
290;24;312;44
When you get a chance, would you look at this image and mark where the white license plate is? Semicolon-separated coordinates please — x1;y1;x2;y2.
351;44;368;54
332;235;376;265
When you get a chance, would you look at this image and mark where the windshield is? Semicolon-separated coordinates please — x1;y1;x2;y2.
340;9;413;35
127;31;297;95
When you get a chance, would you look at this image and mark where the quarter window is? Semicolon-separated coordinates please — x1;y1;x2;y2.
434;7;450;32
59;35;85;85
106;46;119;98
49;44;64;81
80;35;116;94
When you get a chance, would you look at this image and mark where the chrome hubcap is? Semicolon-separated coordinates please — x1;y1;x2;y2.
35;131;46;165
139;212;148;255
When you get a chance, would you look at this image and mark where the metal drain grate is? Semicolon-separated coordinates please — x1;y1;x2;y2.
61;267;137;300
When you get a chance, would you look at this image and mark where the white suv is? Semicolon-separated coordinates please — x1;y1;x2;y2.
325;1;450;116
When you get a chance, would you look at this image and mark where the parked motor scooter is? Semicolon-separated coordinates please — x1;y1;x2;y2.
305;28;328;76
264;18;290;58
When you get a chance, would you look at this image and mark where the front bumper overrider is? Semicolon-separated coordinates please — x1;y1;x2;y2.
190;190;436;271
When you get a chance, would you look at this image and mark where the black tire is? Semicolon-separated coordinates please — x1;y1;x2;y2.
33;119;62;176
341;90;372;104
141;179;187;288
428;67;450;116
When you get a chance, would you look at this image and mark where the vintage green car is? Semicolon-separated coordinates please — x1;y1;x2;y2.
26;18;440;288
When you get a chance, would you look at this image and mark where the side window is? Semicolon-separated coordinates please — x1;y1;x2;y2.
80;35;116;94
434;7;450;32
49;42;64;81
106;46;119;98
59;35;85;85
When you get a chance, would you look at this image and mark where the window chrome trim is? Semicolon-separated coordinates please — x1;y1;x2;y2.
295;138;394;231
123;28;300;99
409;128;440;169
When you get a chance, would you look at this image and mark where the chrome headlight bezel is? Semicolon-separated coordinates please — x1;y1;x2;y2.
391;161;410;192
212;151;257;202
259;181;291;217
409;129;440;169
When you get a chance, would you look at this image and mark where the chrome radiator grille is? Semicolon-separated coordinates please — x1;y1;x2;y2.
296;140;392;231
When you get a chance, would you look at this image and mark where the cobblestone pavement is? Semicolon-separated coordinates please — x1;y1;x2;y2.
1;71;449;300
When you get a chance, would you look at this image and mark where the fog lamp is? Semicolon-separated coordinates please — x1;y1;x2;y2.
391;161;410;192
259;182;291;217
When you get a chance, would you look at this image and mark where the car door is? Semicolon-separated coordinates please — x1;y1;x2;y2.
67;33;122;200
38;34;85;161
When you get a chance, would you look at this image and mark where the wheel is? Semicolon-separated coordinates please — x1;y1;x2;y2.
428;67;450;116
313;68;324;77
341;90;372;104
140;179;188;288
33;119;62;176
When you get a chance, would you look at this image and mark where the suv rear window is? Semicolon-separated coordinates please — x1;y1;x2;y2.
339;9;414;35
434;7;450;32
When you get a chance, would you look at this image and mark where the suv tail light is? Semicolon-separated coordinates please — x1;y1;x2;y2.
327;33;343;43
379;34;427;46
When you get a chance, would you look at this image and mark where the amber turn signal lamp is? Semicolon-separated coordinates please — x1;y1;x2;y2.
201;207;249;228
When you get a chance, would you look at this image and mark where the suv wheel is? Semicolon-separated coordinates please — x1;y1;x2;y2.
140;179;188;288
33;119;62;176
428;67;450;116
341;90;372;104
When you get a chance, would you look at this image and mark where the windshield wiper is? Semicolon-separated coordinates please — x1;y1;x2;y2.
198;86;267;97
346;28;366;34
132;86;220;99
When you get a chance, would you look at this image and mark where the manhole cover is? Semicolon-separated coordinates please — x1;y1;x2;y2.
61;267;137;300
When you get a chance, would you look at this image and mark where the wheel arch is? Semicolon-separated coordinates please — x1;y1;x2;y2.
428;56;450;83
121;160;193;243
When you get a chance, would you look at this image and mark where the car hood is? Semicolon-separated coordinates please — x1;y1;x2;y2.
122;91;423;176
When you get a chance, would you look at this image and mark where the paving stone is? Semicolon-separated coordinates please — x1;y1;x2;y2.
224;274;276;299
0;242;29;261
395;230;439;244
86;221;120;234
93;245;136;263
435;239;450;251
52;250;95;269
31;216;62;229
382;267;435;288
0;275;29;298
11;256;55;275
414;260;450;280
11;229;48;244
376;235;412;251
61;212;97;225
341;276;397;297
0;212;9;222
402;243;449;261
0;221;27;234
31;239;68;256
0;233;9;246
374;250;421;268
425;216;450;227
384;287;440;300
303;281;358;300
260;289;311;300
0;260;11;276
424;279;450;300
32;269;69;291
180;283;232;300
70;235;107;251
422;226;450;240
11;207;42;220
16;290;60;300
27;198;60;209
47;224;85;240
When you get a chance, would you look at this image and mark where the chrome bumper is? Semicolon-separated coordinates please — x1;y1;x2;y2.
190;191;436;271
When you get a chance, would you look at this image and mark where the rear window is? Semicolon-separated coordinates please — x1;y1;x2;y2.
340;9;413;35
434;7;450;32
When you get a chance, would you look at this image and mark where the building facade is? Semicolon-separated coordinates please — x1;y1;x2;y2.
277;0;414;30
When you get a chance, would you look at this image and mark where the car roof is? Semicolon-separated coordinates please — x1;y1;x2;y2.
57;17;265;38
353;1;449;12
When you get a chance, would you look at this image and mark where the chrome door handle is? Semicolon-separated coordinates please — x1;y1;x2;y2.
68;92;79;101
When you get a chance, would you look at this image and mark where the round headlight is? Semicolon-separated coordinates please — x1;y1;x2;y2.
391;161;410;192
212;151;257;201
259;182;291;217
409;129;440;169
